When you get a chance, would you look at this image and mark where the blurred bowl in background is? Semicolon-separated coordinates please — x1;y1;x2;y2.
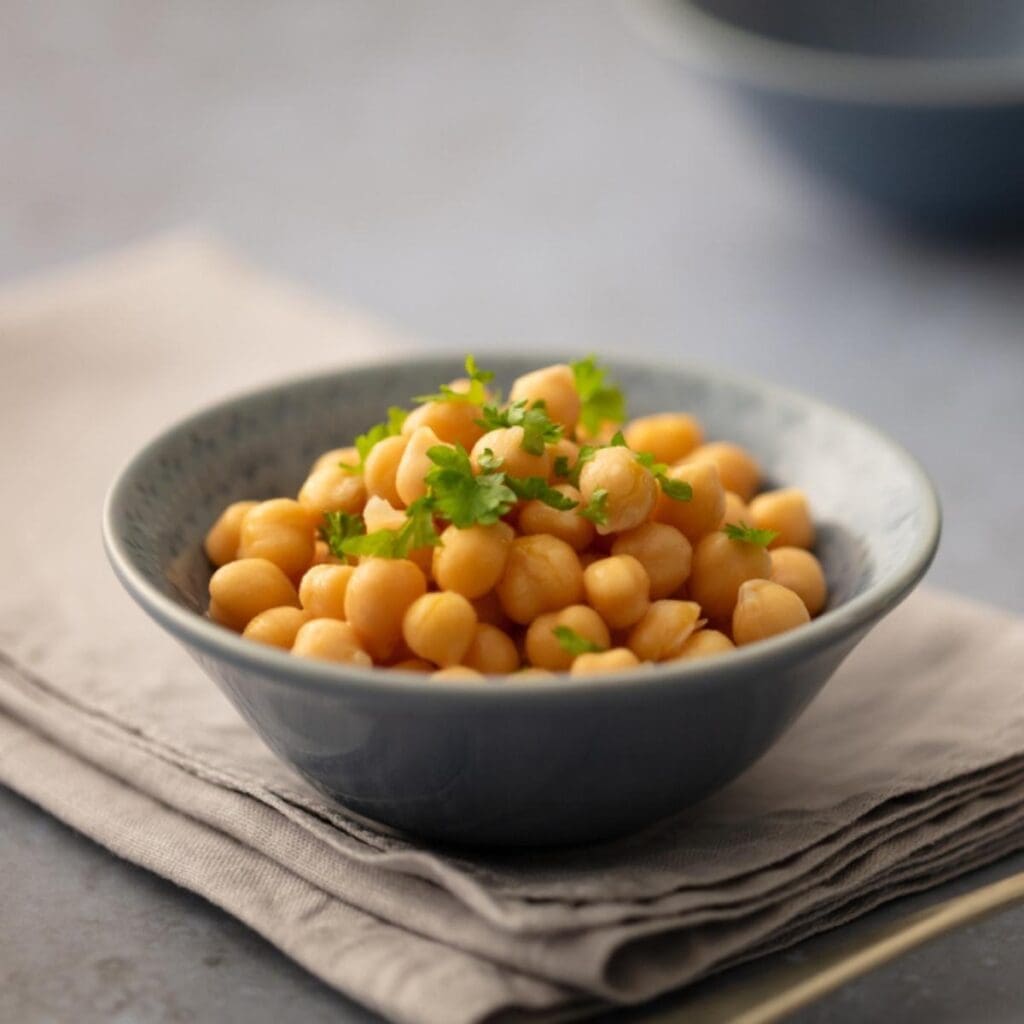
631;0;1024;232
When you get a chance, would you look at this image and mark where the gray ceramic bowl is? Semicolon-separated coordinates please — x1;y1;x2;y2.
103;356;940;846
631;0;1024;231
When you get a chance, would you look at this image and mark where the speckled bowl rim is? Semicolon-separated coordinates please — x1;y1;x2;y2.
628;0;1024;107
103;353;941;703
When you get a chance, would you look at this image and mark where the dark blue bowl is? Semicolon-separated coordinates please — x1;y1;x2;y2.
103;357;940;846
632;0;1024;231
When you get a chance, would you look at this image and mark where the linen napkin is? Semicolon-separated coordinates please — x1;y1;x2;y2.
2;233;1023;1024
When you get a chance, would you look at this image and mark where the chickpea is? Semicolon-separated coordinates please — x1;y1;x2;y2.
575;420;620;445
675;629;735;660
471;427;551;480
624;413;703;466
242;606;311;649
431;666;484;681
496;535;584;625
525;605;612;671
363;434;409;508
292;618;373;666
462;623;520;674
749;488;815;550
298;564;355;619
720;491;751;529
397;425;449;507
518;484;595;552
237;499;318;580
653;460;725;544
582;554;650;629
628;600;703;661
688;531;771;622
770;547;828;616
690;442;760;502
432;521;514;598
578;446;658;535
611;522;692;599
571;648;641;676
402;591;478;667
402;396;484;452
508;363;581;432
204;500;258;567
732;579;810;646
298;464;366;516
389;658;435;673
344;558;427;662
209;558;300;631
312;446;358;474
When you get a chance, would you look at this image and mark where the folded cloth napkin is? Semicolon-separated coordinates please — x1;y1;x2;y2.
2;234;1023;1024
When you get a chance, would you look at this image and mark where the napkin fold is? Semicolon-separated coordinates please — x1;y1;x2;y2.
2;234;1023;1024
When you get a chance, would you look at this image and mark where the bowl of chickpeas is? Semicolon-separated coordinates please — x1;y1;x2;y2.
104;355;940;845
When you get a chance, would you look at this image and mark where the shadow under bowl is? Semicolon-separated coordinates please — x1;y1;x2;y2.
103;356;940;846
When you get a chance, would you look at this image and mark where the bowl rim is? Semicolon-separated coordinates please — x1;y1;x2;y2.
628;0;1024;107
103;353;941;703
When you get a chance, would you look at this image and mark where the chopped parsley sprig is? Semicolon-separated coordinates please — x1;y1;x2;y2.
425;445;516;527
722;521;778;547
319;511;366;557
415;355;495;406
571;356;626;436
609;431;692;502
553;626;606;656
337;498;440;559
477;399;563;455
578;487;609;525
339;406;408;474
505;475;578;510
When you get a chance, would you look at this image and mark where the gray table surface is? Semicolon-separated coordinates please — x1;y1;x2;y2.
2;1;1023;1021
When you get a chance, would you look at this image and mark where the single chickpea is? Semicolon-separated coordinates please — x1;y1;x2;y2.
525;605;612;671
582;554;650;629
611;522;692;599
292;619;373;666
204;500;258;567
653;460;725;544
298;464;367;516
402;592;478;667
690;442;760;502
462;623;520;674
471;427;551;480
431;666;485;681
749;488;815;550
312;446;358;474
675;629;735;660
298;564;355;619
363;434;409;508
688;531;771;622
627;600;703;661
496;535;584;625
344;558;427;662
396;425;449;507
770;547;828;616
242;606;311;649
720;491;751;529
508;363;581;431
732;579;810;646
624;413;703;466
389;658;435;673
518;484;595;552
571;648;641;676
432;521;514;598
237;499;318;580
208;558;300;631
402;396;485;452
578;446;658;535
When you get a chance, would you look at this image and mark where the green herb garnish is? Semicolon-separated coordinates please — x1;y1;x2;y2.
571;356;626;436
578;487;609;525
723;521;778;547
415;355;495;406
611;432;692;502
424;445;517;527
340;406;408;473
477;399;563;455
553;626;606;656
340;498;440;558
505;476;579;511
319;511;366;558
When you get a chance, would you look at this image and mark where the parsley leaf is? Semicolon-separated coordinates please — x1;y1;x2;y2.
476;447;504;473
552;454;572;479
578;487;609;525
560;444;598;487
571;356;626;436
319;511;365;558
723;521;778;547
340;498;441;559
477;399;562;455
340;406;408;473
552;626;606;656
415;355;495;406
505;476;579;511
425;444;517;527
617;436;693;503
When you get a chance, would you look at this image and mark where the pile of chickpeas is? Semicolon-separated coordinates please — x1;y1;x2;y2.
204;362;827;679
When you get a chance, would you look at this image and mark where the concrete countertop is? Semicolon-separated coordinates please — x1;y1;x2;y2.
3;2;1023;1021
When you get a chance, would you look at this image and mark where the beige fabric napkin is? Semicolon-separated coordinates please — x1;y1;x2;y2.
2;233;1024;1024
